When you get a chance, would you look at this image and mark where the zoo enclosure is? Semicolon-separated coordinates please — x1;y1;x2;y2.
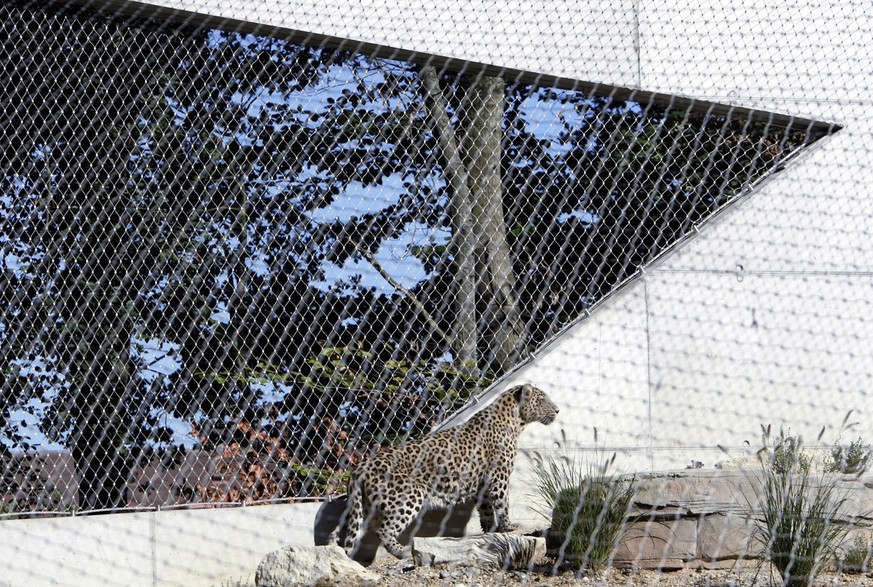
0;0;841;516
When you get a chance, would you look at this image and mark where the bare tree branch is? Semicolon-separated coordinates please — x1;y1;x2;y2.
351;240;452;344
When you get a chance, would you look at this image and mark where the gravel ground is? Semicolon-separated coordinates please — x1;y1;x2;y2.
367;556;873;587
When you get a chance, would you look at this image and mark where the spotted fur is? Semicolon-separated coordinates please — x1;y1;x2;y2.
336;384;558;559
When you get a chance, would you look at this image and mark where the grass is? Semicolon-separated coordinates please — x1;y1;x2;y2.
840;534;872;575
528;429;637;573
747;425;855;587
827;437;872;476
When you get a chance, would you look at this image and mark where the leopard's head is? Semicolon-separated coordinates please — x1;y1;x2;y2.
513;384;559;425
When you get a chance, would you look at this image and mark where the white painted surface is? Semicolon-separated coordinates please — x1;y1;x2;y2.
0;513;152;587
0;504;319;587
505;110;873;493
639;0;873;105
102;0;640;86
634;0;873;474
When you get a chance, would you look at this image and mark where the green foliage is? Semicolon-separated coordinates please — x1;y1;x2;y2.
283;343;491;441
840;534;872;575
191;343;492;497
0;492;75;520
0;500;22;517
287;463;349;495
749;425;853;587
827;437;872;476
529;430;636;572
763;427;813;477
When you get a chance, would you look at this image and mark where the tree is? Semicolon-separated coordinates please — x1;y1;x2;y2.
0;12;186;509
0;7;335;507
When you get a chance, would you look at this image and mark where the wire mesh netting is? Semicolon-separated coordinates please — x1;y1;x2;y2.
1;0;872;585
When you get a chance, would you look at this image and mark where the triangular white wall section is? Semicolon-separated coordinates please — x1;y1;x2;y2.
120;0;873;525
497;121;873;521
500;1;872;525
99;0;640;86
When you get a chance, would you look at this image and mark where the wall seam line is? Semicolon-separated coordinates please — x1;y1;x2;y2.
151;511;158;587
644;277;655;472
635;0;643;88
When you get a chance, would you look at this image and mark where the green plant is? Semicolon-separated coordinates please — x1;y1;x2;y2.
749;425;853;587
529;430;637;572
821;412;872;477
828;437;872;476
767;429;812;476
0;500;23;517
840;534;872;575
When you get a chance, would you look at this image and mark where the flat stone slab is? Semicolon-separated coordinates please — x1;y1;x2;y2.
614;470;872;570
412;533;546;570
632;471;754;517
613;517;698;570
697;513;761;561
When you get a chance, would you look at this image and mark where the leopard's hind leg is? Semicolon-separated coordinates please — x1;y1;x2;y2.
374;474;426;559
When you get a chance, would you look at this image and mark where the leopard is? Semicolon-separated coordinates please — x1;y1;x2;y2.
334;383;559;560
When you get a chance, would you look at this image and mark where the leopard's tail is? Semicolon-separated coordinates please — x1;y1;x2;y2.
337;477;365;557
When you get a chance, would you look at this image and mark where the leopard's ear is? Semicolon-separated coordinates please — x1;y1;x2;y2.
514;383;533;403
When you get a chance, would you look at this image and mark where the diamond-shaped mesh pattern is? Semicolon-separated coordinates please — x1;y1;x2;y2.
5;1;873;585
0;1;830;516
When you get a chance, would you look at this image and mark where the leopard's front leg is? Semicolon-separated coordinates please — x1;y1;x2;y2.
476;477;516;533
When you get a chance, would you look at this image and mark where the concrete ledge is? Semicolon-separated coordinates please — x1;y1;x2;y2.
0;503;321;587
1;512;152;586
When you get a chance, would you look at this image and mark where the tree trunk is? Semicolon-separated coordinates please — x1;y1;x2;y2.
419;67;523;374
420;66;479;372
458;75;523;372
70;294;134;511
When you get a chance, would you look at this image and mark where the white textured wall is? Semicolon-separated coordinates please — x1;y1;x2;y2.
91;0;641;86
0;503;321;587
498;0;873;524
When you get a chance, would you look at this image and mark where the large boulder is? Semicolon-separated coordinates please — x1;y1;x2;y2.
412;533;546;570
255;545;380;587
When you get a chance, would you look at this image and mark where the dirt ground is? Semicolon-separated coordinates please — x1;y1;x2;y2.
367;556;873;587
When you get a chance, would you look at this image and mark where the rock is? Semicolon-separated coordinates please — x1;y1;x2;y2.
256;545;381;586
412;533;546;570
696;513;761;562
313;496;476;565
631;471;753;516
613;517;697;570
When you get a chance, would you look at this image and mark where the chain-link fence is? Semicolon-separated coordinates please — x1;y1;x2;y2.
0;0;826;514
2;0;871;585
